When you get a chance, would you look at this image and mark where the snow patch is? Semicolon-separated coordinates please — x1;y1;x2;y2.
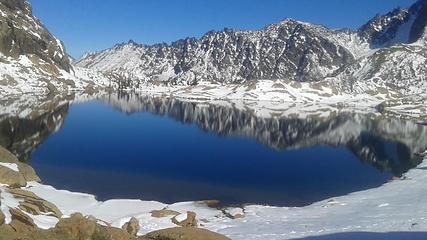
0;163;19;172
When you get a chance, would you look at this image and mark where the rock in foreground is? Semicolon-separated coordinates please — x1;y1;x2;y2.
145;227;231;240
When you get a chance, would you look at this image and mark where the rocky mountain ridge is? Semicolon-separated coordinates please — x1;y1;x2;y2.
76;0;427;96
0;0;71;71
0;0;113;97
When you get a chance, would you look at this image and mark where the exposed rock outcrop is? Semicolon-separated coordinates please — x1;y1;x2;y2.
9;208;37;228
0;146;40;187
121;217;140;236
8;188;62;218
0;0;71;72
0;206;5;226
145;227;231;240
172;211;198;227
150;209;180;218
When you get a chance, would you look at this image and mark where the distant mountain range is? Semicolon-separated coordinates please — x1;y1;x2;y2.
0;0;426;102
75;0;427;96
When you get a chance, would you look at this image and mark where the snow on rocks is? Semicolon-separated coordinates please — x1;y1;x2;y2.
0;163;19;172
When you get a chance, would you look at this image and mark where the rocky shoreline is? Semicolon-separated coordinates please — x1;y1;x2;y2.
0;146;230;240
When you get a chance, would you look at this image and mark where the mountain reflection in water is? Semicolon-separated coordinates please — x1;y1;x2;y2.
0;92;426;206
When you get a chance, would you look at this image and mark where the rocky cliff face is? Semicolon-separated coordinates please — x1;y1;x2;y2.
0;0;71;72
358;0;427;46
0;0;113;97
76;0;427;96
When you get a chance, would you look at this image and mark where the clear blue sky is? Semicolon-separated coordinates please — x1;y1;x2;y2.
29;0;416;58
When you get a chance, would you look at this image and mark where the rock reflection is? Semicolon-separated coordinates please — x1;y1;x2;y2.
102;92;427;176
0;92;426;177
0;104;69;162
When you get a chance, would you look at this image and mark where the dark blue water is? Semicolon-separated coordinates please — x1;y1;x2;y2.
29;100;397;207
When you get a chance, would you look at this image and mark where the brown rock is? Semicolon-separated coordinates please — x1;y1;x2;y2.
54;213;97;240
150;209;180;218
0;224;22;239
0;146;19;163
0;146;40;187
197;200;221;208
54;213;139;240
145;227;231;240
0;212;138;240
8;219;37;238
0;164;26;187
9;208;37;228
102;225;136;240
7;188;62;218
172;211;197;227
232;213;244;219
0;208;5;226
122;217;140;236
18;164;41;183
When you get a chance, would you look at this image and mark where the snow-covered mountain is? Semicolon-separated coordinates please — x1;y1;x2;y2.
331;0;427;94
76;0;427;96
0;0;112;97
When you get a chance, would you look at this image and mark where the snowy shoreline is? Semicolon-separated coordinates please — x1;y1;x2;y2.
1;154;425;239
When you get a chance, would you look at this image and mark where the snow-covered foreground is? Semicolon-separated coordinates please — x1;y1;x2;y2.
0;153;424;239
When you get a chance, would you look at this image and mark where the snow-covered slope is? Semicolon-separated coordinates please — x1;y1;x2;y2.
331;0;427;95
359;0;427;46
76;20;356;86
76;0;427;97
0;0;114;97
75;20;357;86
330;44;427;95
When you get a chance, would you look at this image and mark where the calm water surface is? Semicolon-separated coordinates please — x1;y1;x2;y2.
2;94;427;207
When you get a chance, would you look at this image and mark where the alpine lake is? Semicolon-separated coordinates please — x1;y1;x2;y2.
1;92;426;207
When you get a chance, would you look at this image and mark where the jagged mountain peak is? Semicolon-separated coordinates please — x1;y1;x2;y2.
76;16;355;85
358;0;427;46
0;0;31;14
359;7;410;46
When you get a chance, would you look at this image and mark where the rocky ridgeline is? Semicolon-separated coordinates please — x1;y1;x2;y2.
76;0;427;96
0;0;113;97
0;0;71;73
359;0;427;46
0;146;230;240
